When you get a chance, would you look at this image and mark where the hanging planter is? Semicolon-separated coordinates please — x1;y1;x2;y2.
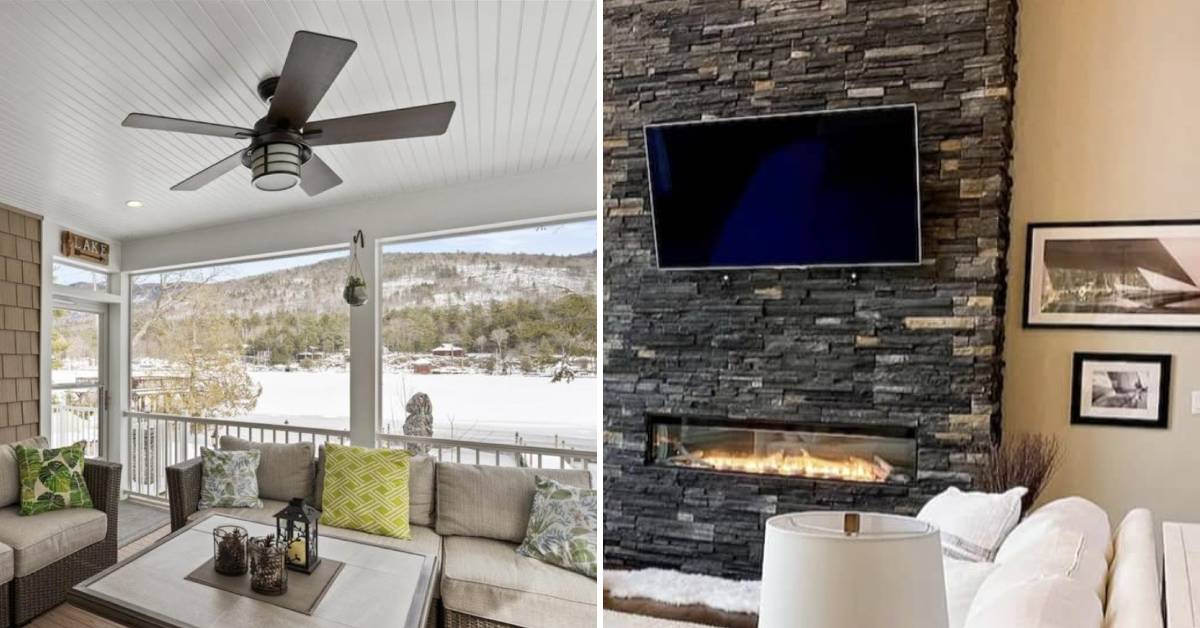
343;229;368;307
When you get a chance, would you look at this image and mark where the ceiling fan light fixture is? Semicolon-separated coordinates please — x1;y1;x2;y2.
250;142;302;191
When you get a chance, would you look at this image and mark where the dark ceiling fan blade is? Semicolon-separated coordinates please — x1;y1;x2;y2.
123;113;253;139
300;153;342;196
170;150;245;191
303;101;457;147
267;31;357;129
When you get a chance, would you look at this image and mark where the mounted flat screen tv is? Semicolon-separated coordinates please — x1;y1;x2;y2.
645;104;922;270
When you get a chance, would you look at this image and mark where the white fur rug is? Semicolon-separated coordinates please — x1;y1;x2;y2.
603;610;711;628
605;568;761;615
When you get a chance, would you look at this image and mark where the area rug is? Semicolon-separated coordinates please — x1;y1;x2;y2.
605;568;760;615
117;499;171;547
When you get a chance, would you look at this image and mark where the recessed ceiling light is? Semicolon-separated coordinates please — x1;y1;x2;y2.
126;200;144;208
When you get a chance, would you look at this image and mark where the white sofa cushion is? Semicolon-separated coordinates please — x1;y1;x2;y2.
918;486;1026;561
997;532;1107;601
964;575;1102;628
1104;509;1162;628
945;558;996;628
441;535;595;628
994;496;1113;606
1001;497;1113;565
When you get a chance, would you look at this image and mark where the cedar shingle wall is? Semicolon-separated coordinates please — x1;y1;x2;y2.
0;206;40;444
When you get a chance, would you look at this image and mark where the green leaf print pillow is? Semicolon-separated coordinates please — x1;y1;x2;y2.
516;476;597;578
199;447;262;509
14;441;93;516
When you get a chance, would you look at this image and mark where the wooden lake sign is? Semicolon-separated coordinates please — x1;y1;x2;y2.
60;230;110;265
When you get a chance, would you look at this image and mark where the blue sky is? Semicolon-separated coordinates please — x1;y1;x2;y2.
142;220;597;282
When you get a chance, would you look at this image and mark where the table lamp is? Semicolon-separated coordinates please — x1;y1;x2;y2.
758;511;948;628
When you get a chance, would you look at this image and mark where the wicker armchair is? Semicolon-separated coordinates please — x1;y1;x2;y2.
0;580;9;628
165;456;203;532
8;458;121;625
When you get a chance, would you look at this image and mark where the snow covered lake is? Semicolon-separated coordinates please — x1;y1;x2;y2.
243;371;597;450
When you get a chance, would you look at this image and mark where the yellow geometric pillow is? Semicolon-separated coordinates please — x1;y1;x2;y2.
319;444;410;539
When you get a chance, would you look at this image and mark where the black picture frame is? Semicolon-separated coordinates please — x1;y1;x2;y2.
1070;352;1171;429
1023;219;1200;331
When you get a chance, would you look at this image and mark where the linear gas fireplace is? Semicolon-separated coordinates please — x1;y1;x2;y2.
647;415;916;484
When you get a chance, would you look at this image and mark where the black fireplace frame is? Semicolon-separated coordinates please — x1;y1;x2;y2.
644;412;919;482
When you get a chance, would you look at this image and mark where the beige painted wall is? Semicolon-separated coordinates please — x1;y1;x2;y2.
1005;0;1200;526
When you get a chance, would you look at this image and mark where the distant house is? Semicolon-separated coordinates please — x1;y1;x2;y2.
412;359;433;374
431;343;466;358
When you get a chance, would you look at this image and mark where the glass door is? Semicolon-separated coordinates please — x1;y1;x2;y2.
50;305;106;457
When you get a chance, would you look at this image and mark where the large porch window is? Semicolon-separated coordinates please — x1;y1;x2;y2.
377;220;597;463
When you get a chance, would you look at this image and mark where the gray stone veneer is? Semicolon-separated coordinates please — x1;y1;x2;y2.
603;0;1018;578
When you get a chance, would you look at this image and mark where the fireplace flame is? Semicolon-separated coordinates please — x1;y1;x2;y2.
673;449;893;483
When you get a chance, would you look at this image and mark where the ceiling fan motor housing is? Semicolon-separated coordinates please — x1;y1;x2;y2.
257;76;281;103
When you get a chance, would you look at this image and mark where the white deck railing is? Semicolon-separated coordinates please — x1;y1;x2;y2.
124;411;596;500
50;401;101;457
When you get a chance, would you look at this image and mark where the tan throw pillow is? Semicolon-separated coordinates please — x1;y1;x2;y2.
435;462;592;543
0;436;48;509
219;436;314;503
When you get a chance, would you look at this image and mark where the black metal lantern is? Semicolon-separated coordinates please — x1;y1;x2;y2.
274;497;321;573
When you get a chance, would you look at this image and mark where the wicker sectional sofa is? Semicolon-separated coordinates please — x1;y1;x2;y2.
167;437;596;628
0;436;121;627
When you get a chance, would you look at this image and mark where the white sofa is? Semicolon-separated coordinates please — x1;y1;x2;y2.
945;497;1162;628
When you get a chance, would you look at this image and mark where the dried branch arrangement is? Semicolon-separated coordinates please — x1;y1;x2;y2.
979;433;1062;514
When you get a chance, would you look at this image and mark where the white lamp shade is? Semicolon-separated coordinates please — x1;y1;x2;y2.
759;511;948;628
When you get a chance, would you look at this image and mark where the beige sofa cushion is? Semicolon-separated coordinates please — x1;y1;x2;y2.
0;542;12;585
0;505;107;577
441;536;595;628
1105;509;1162;628
187;503;444;597
219;436;313;503
436;463;592;543
0;436;48;509
314;448;436;527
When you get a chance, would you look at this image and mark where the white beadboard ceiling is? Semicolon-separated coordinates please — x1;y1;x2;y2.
0;0;597;240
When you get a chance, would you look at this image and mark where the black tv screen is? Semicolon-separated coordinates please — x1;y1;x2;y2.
645;105;922;269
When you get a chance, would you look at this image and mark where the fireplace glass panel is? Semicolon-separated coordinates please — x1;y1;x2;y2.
649;418;915;484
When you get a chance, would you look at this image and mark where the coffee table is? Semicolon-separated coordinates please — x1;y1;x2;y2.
69;512;437;628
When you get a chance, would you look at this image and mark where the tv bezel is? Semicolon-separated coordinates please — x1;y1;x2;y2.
644;103;924;271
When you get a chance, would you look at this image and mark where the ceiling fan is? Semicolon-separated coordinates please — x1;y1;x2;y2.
122;30;456;196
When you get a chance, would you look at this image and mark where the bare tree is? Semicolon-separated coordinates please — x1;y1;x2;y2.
490;328;509;374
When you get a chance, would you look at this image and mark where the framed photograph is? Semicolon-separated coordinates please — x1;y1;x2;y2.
1070;352;1171;428
1023;220;1200;330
